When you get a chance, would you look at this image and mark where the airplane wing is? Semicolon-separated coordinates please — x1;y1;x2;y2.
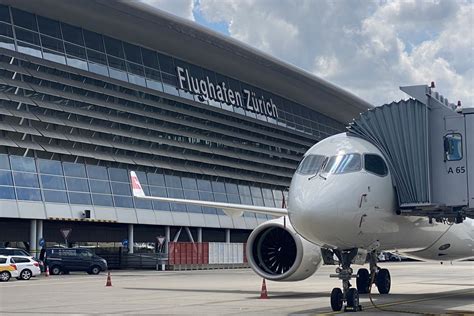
130;171;288;217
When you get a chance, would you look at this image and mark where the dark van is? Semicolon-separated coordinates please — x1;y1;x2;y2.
42;248;107;275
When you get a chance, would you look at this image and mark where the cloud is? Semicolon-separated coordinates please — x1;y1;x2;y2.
140;0;195;20
144;0;472;107
198;0;473;107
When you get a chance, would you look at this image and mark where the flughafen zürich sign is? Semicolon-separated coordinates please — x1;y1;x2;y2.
176;66;279;119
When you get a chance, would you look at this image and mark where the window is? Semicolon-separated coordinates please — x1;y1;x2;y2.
104;36;124;58
12;257;30;263
0;186;15;199
444;133;463;161
77;249;92;257
0;5;10;23
86;165;108;180
10;156;36;172
37;16;61;38
296;155;326;175
111;182;131;196
322;154;361;174
44;190;68;203
0;23;13;38
65;178;88;192
83;29;104;52
41;36;64;52
13;172;39;188
0;258;6;264
63;163;86;178
364;154;388;176
68;192;92;205
113;195;133;208
147;173;165;186
40;175;65;190
61;23;83;45
16;188;41;201
165;174;181;188
141;48;159;69
123;42;142;64
181;177;197;190
38;160;63;175
89;179;111;194
11;8;37;31
92;194;113;206
0;170;12;185
108;168;128;182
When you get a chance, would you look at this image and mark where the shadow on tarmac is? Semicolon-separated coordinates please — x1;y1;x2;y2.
291;289;474;315
123;287;329;299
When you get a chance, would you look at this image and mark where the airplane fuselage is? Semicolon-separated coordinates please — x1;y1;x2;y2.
288;133;474;261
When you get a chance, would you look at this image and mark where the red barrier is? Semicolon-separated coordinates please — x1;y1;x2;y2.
168;242;176;265
169;242;210;265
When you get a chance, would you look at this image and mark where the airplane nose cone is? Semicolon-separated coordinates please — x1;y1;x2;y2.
288;176;341;246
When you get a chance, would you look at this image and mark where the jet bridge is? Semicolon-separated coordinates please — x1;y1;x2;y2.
347;84;473;223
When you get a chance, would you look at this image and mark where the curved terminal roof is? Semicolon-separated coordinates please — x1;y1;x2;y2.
4;0;373;123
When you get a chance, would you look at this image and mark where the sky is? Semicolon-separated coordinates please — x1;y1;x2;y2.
140;0;473;107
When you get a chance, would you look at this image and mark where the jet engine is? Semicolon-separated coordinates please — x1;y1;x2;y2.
246;217;323;281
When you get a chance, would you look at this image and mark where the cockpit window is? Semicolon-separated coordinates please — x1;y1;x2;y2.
296;155;326;175
364;154;388;176
322;153;361;174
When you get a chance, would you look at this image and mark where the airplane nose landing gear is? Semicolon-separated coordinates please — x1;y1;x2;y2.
330;249;362;312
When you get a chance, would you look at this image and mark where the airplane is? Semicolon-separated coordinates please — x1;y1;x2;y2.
130;132;474;312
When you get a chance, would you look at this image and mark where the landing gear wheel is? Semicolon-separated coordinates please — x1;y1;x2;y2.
330;287;343;312
345;288;360;311
356;268;370;294
376;268;391;294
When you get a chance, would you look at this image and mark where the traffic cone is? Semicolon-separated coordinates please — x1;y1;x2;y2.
45;265;49;277
105;271;112;287
260;279;269;299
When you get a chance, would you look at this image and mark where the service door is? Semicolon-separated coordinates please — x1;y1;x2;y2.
436;115;468;207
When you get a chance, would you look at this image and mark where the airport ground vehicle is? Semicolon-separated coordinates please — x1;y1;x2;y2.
43;248;107;275
0;247;45;271
0;255;20;281
10;256;41;280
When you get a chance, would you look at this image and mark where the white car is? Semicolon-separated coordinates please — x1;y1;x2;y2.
0;255;20;281
10;256;41;280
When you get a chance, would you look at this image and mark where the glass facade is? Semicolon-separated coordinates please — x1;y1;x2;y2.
0;154;285;220
0;4;344;138
0;4;339;228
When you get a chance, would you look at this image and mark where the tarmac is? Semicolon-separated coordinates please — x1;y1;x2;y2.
0;261;473;315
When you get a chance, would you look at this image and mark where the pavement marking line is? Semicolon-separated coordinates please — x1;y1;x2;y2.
318;289;474;315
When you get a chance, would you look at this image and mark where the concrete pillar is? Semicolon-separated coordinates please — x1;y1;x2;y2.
225;228;231;243
128;224;134;254
165;226;170;254
36;220;43;250
197;227;202;243
29;219;37;256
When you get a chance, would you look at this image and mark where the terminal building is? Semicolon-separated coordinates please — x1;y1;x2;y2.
0;0;371;255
